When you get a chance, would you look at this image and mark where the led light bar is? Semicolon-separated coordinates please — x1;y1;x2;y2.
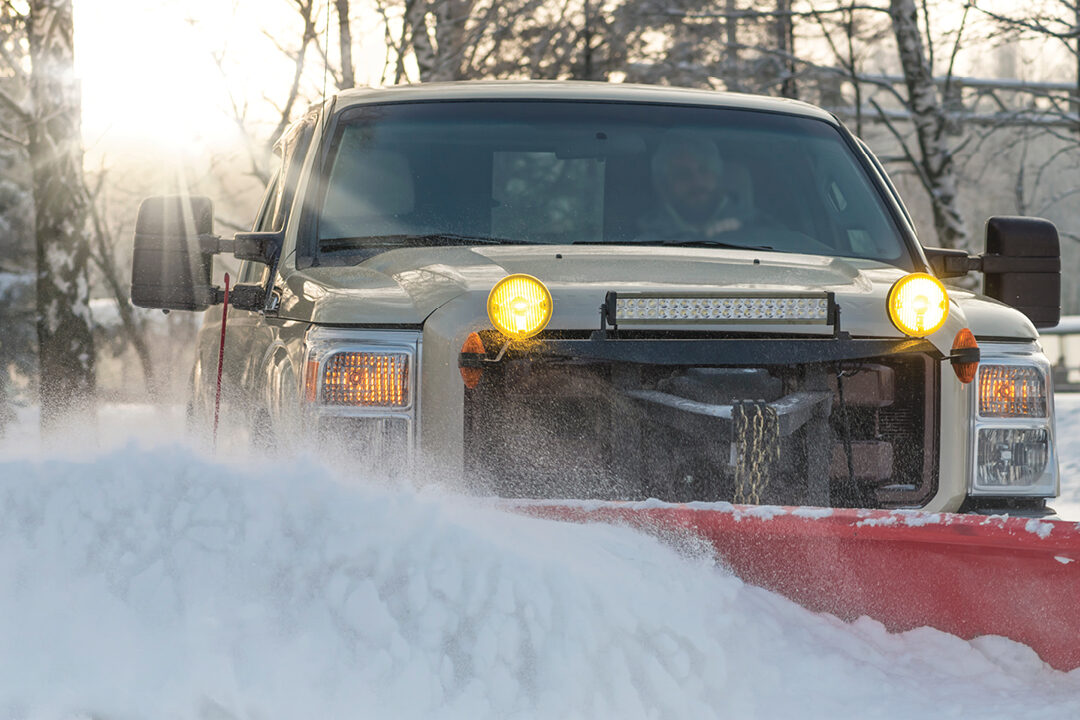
608;292;833;325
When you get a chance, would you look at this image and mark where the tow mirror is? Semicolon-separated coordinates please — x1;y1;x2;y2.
982;217;1060;329
130;195;275;313
923;217;1060;329
130;195;218;311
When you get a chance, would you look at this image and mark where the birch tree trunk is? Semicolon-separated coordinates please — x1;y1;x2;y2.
407;0;439;80
724;0;741;91
407;0;478;81
776;0;797;98
27;0;95;429
431;0;476;80
1074;1;1079;132
889;0;967;249
335;0;355;89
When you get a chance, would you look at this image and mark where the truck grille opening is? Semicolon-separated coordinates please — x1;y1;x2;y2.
463;351;938;508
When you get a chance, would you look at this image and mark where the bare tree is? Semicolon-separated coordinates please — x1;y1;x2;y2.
210;0;322;190
393;0;622;82
85;173;154;388
883;0;968;248
792;1;970;248
269;0;320;145
336;0;356;89
19;0;96;428
973;0;1080;126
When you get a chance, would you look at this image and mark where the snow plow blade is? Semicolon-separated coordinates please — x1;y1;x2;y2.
514;503;1080;671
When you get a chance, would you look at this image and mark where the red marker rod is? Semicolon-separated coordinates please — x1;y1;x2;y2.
212;273;231;449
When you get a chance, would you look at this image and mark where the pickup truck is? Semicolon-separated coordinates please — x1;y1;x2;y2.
131;81;1062;516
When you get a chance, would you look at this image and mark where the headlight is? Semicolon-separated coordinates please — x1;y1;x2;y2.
970;345;1057;497
887;273;948;337
487;274;553;340
302;327;420;467
976;428;1050;488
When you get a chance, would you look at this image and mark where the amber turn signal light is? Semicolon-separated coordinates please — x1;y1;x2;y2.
950;328;979;384
304;360;319;402
320;352;410;406
460;332;485;389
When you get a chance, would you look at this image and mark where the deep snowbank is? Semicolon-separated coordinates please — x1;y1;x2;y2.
1;438;1079;719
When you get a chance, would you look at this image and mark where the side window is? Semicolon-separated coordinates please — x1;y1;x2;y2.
238;168;281;284
257;170;282;232
812;146;898;259
238;118;314;283
270;121;315;232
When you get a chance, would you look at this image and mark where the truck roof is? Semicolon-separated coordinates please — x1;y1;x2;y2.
332;81;840;124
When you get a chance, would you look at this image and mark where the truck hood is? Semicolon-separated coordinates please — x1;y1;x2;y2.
279;245;1035;346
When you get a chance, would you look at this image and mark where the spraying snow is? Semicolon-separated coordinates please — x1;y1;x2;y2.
0;408;1079;718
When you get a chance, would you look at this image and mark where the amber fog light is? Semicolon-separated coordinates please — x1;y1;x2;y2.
887;273;948;337
487;274;553;340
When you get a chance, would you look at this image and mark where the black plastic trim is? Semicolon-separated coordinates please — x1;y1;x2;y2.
460;331;940;367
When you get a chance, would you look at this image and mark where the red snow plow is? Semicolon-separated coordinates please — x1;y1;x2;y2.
515;502;1080;671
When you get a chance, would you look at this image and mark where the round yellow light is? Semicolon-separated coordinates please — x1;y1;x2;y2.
487;274;553;340
887;272;949;337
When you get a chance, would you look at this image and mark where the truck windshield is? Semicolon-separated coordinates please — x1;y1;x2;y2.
313;101;910;265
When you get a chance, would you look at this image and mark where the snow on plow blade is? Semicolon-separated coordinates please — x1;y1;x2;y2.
513;502;1080;671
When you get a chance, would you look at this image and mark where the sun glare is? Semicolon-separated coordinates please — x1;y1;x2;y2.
75;0;231;151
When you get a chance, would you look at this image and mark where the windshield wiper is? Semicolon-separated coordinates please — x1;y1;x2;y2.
322;233;528;251
660;239;774;251
572;239;774;251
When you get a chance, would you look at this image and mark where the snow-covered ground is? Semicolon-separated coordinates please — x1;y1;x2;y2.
0;403;1079;718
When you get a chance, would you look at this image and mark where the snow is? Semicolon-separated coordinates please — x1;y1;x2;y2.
856;515;898;527
1025;519;1055;539
1053;393;1080;520
792;506;833;519
0;405;1080;717
896;510;943;527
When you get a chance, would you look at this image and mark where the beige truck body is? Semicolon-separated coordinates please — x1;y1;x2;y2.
160;82;1058;514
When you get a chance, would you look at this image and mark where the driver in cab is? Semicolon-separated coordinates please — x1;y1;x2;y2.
638;130;754;241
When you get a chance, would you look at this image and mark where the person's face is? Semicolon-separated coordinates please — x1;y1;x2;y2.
664;150;720;223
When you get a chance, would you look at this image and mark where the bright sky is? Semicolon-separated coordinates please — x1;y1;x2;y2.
74;0;388;158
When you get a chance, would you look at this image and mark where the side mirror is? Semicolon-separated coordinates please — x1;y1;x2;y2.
982;216;1060;329
131;195;219;311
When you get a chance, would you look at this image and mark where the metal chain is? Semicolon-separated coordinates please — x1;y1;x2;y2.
734;401;780;505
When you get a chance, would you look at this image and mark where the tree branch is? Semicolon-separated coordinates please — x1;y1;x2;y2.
0;84;29;122
869;96;935;196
